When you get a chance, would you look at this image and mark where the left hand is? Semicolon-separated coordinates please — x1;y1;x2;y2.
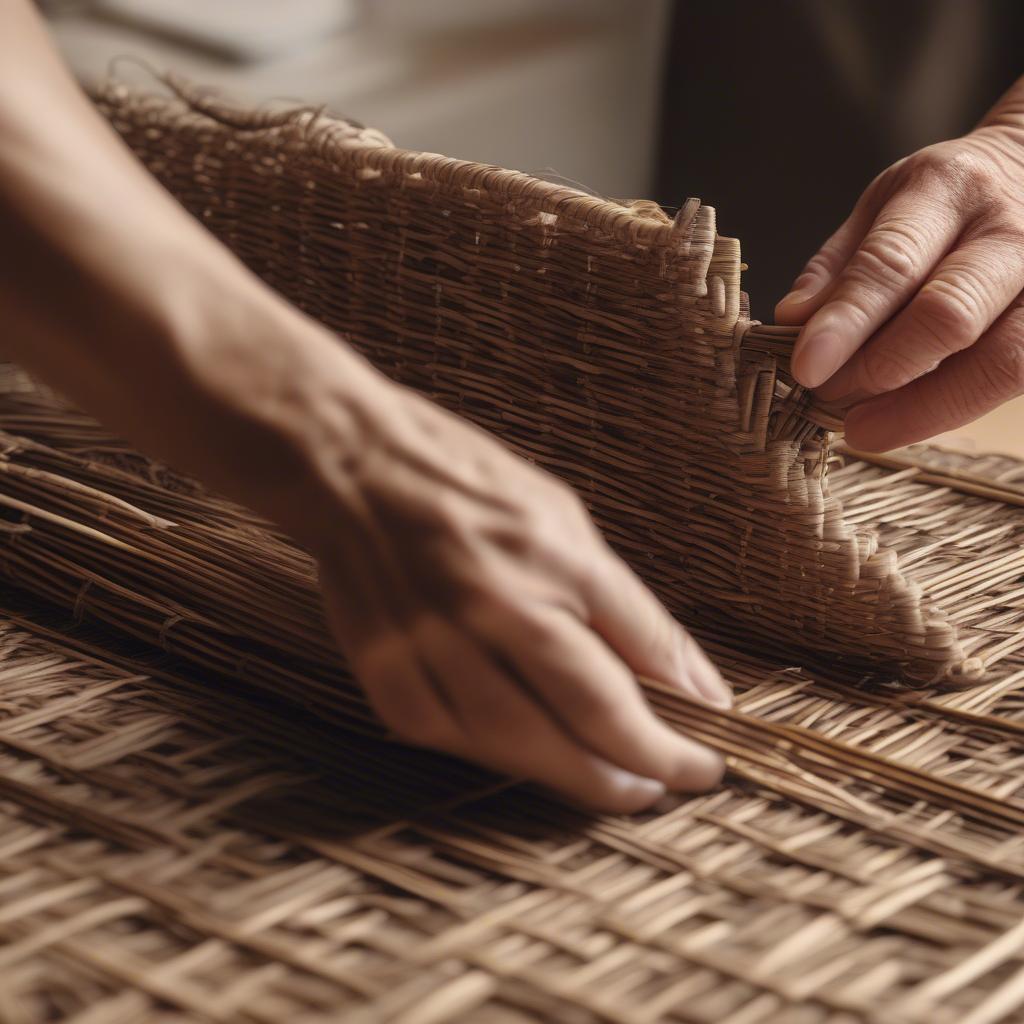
776;98;1024;451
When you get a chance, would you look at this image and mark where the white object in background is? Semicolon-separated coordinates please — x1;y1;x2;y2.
94;0;358;62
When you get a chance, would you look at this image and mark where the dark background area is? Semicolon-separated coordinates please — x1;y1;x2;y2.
656;0;1024;312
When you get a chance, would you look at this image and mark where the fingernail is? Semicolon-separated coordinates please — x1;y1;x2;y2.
778;275;823;309
612;770;667;806
792;329;845;388
673;632;732;709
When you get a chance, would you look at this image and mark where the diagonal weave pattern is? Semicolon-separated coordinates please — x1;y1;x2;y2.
84;78;1024;684
0;436;1024;1022
3;79;1024;1024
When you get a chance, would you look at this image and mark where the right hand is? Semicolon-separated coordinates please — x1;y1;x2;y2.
305;381;731;813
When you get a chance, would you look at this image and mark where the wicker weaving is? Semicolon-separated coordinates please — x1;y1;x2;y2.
2;394;1024;1022
2;79;1024;1022
82;79;1023;685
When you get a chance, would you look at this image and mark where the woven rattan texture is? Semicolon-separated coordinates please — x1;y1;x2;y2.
0;449;1023;1023
0;374;1021;1021
85;79;1017;684
3;82;1024;1023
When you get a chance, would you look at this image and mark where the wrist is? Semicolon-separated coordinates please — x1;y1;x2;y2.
168;283;398;542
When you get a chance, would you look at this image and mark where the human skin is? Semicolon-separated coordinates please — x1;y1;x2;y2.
0;0;732;813
777;76;1024;451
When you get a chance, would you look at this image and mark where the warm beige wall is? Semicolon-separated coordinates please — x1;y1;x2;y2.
933;398;1024;458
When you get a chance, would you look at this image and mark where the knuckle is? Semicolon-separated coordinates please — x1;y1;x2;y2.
913;280;984;344
909;146;1000;206
853;225;922;284
904;146;949;183
803;250;840;279
944;149;1000;196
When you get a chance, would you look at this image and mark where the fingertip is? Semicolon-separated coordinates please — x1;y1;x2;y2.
843;402;898;452
670;628;732;709
687;647;733;710
671;742;726;792
791;328;845;389
578;771;667;815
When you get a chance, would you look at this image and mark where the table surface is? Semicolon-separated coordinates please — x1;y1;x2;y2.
933;395;1024;459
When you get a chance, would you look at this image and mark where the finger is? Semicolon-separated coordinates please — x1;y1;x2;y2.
816;229;1024;402
497;607;724;793
352;631;461;749
790;189;962;388
417;616;669;813
844;299;1024;450
775;167;902;324
585;549;731;709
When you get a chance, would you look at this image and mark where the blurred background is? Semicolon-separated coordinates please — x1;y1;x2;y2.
41;0;1024;456
45;1;671;203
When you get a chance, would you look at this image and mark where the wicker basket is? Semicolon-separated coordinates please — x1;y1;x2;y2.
78;77;1022;685
1;81;1024;1022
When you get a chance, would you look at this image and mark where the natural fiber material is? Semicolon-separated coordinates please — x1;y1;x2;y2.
0;371;1020;715
84;78;1024;684
1;433;1024;1022
2;79;1024;1022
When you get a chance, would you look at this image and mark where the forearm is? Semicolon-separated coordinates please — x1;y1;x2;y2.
0;0;388;537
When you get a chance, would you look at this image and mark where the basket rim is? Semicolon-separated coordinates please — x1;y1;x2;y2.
92;73;707;249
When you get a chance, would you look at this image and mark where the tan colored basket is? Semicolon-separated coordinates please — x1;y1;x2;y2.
82;78;1024;685
2;81;1024;1023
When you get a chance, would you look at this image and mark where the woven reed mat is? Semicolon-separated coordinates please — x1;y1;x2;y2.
2;79;1024;1022
1;394;1024;1023
84;78;1024;685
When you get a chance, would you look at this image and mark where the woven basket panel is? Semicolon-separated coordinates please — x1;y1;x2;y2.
83;81;1014;683
0;449;1023;1022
